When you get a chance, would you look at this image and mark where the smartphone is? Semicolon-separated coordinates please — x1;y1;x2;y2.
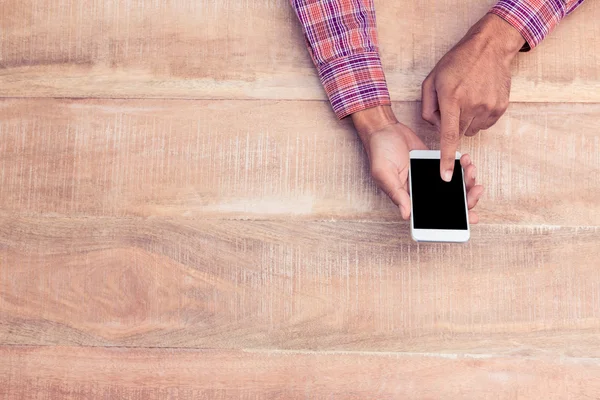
408;150;470;243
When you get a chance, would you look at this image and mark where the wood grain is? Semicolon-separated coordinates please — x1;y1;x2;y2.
1;216;599;354
1;0;599;397
0;0;598;101
0;99;598;225
1;346;600;399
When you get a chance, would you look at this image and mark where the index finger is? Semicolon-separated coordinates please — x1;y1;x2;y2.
439;99;461;182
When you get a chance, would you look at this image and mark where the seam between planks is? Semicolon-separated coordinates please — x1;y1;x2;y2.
0;214;598;230
1;343;600;364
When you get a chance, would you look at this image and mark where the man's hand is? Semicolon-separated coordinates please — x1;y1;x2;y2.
421;14;525;181
352;106;484;222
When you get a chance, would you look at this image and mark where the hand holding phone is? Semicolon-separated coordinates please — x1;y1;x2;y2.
349;108;483;229
408;150;481;243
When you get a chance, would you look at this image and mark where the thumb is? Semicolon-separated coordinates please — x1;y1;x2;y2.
372;165;412;220
439;100;461;182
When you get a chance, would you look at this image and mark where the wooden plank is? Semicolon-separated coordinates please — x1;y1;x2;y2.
0;0;598;102
0;99;598;225
1;216;599;354
1;346;599;399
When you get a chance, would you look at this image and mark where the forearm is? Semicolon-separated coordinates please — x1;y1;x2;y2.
289;0;391;119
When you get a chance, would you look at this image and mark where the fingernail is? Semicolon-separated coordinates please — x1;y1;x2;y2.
472;167;476;180
443;170;452;182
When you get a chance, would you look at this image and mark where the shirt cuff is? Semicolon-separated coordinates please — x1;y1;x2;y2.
489;0;567;51
317;52;391;120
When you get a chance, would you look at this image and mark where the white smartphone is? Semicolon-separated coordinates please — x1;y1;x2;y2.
408;150;470;243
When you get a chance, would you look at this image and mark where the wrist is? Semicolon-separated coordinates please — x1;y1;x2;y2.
351;105;398;140
470;13;525;62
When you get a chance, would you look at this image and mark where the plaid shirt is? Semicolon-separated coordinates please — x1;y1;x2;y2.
290;0;585;119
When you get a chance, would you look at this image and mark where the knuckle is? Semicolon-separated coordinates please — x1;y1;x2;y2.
490;109;506;122
481;102;493;113
441;130;459;143
489;111;501;121
436;82;458;102
450;85;467;101
445;89;461;104
497;100;510;113
465;102;477;113
465;96;480;110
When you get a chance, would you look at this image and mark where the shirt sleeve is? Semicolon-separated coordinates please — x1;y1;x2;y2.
290;0;391;119
489;0;586;51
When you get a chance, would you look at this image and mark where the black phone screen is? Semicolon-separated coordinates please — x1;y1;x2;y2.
410;159;468;230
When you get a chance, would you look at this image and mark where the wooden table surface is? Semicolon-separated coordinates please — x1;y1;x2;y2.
1;0;599;398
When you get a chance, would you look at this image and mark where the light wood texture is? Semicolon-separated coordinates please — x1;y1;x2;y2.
1;99;599;225
1;216;599;355
1;346;600;400
2;0;600;397
0;0;598;101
